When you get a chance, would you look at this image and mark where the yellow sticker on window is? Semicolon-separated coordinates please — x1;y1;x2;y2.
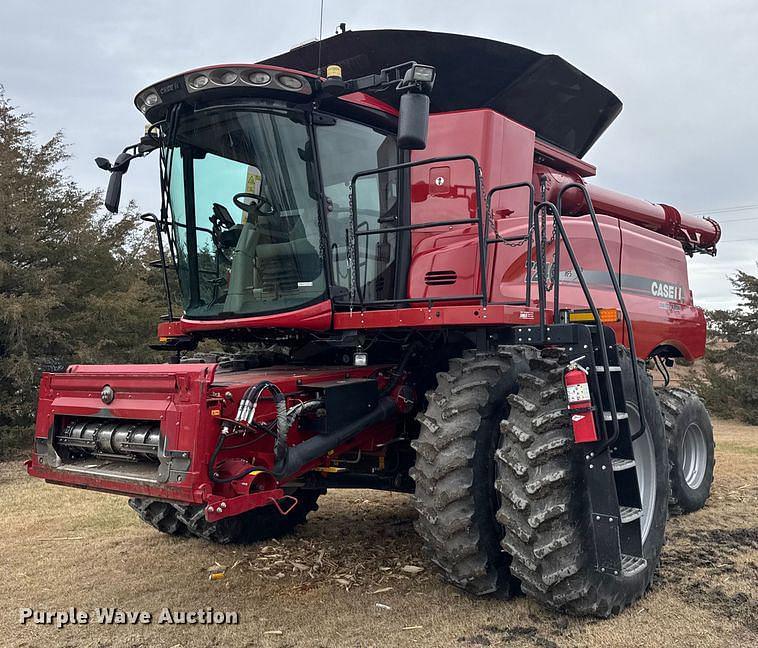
241;165;262;223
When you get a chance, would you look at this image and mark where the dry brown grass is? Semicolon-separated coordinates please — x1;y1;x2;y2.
2;419;756;648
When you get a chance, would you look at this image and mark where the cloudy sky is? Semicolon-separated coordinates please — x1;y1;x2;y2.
2;0;756;308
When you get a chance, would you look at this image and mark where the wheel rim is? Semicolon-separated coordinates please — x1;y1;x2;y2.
627;403;657;544
681;422;707;489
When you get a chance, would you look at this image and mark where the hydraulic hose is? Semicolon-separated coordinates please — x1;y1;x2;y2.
211;381;396;484
272;397;397;479
211;379;286;484
379;342;417;397
207;431;268;484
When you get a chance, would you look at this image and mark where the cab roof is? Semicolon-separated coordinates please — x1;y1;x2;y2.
262;29;622;158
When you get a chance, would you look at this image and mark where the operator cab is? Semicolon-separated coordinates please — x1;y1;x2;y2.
168;106;326;318
100;61;433;321
167;103;403;319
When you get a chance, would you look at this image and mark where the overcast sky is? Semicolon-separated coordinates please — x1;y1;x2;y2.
1;0;756;309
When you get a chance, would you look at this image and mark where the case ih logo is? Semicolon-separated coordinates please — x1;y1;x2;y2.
158;81;181;95
651;281;683;301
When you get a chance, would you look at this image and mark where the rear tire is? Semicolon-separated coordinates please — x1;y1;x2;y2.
130;489;323;544
410;348;531;596
657;387;715;514
495;346;669;617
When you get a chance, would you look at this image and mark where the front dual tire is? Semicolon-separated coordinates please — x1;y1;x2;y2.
410;348;531;595
412;346;670;617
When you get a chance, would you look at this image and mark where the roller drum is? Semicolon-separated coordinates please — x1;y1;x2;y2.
56;418;161;460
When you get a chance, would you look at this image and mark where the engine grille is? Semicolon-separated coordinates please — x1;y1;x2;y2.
424;270;457;286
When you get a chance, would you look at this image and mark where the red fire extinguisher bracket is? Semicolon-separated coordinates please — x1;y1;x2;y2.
564;362;599;443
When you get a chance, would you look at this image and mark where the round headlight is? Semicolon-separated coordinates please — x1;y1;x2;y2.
188;74;209;89
246;71;271;86
211;69;238;85
143;92;159;107
278;74;304;90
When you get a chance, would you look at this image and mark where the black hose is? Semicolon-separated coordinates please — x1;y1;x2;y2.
379;342;417;397
210;379;283;484
273;397;397;479
653;355;670;387
207;431;268;484
210;378;396;484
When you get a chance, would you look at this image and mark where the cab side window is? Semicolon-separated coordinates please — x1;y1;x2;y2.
316;117;399;302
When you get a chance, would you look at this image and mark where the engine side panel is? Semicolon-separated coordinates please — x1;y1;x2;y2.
407;109;535;301
618;220;705;360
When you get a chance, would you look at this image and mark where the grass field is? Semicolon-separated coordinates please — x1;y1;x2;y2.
1;419;756;647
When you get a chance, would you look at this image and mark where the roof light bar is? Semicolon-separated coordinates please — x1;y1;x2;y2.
136;88;162;114
135;65;313;119
183;66;311;95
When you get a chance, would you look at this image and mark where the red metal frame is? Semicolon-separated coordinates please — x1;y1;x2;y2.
27;363;398;512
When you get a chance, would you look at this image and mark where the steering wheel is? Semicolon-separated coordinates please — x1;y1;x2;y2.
233;192;276;216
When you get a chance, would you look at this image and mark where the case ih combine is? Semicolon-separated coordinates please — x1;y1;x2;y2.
27;30;719;616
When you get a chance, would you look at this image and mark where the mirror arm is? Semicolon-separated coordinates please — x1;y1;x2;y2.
317;61;435;98
97;137;159;213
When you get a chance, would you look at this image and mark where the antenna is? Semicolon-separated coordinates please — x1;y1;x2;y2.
316;0;325;76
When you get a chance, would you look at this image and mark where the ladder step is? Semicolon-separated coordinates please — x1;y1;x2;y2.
621;554;647;577
603;411;629;421
595;365;622;373
619;506;643;523
612;458;636;472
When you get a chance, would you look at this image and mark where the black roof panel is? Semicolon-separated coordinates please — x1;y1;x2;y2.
262;29;622;158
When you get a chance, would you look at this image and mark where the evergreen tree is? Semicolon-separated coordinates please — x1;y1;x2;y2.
0;92;166;454
693;267;758;423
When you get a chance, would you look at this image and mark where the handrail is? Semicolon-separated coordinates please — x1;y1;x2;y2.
534;201;621;449
348;155;488;308
557;184;647;443
141;213;174;321
485;182;535;309
346;163;542;311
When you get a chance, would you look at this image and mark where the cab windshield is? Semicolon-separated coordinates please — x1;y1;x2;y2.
167;108;325;318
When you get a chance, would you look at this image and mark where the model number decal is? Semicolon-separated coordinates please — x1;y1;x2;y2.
543;267;686;303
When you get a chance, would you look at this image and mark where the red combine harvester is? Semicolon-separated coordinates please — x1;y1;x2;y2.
27;30;719;616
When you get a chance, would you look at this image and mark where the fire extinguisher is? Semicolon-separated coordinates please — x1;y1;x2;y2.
564;360;598;443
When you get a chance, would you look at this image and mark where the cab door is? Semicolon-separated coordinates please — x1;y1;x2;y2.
315;116;401;305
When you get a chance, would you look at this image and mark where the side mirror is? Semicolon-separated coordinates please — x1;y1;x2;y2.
97;138;158;213
101;151;133;213
104;170;124;213
397;92;430;150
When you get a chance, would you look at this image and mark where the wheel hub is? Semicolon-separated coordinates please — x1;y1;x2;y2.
681;422;708;489
627;403;657;544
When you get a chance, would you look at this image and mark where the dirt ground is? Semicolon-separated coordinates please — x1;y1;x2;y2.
1;419;756;648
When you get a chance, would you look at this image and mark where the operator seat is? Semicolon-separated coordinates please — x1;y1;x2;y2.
253;209;320;291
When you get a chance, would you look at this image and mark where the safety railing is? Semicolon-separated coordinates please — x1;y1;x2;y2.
555;185;648;444
344;155;536;309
